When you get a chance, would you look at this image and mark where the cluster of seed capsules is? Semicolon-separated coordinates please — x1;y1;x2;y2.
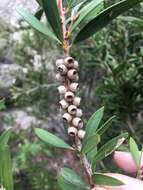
56;56;86;140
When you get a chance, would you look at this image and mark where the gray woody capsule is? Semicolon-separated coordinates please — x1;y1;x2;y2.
59;99;69;109
76;109;83;117
56;59;64;67
73;97;81;107
68;127;78;137
64;57;74;68
67;69;78;80
78;130;86;139
57;86;67;94
65;91;75;102
69;83;79;92
56;73;65;82
72;117;83;128
68;105;77;115
63;113;72;123
57;64;68;75
73;61;79;70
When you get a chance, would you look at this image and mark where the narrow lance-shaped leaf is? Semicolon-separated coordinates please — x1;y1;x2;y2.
16;7;60;43
35;8;44;20
129;137;140;167
84;107;104;140
35;128;73;150
74;0;143;43
42;0;63;42
58;176;79;190
92;173;124;186
93;133;128;163
71;0;104;32
59;168;89;189
0;128;12;147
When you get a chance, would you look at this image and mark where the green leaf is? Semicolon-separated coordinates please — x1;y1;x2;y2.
42;0;63;42
16;7;60;43
129;137;140;167
92;173;124;186
93;133;128;163
85;107;104;139
59;167;88;189
0;99;6;111
0;128;12;147
58;176;79;190
74;0;143;42
0;146;13;190
71;0;104;32
97;116;116;135
35;128;73;150
82;134;100;154
35;8;44;20
119;16;143;28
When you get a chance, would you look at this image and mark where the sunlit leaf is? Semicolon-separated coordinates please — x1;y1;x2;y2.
0;128;12;147
35;128;73;150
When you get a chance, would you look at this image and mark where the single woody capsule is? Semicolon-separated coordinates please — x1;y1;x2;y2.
63;113;72;123
73;97;81;107
57;86;67;95
72;117;83;128
76;109;83;117
57;64;68;75
65;91;75;102
73;60;79;70
55;73;65;82
59;99;69;109
69;83;79;92
64;57;74;68
68;127;78;137
78;129;86;139
73;75;79;82
56;59;64;67
68;105;77;115
67;69;78;80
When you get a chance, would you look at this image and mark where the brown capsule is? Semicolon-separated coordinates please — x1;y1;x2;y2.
78;130;86;139
73;97;81;107
67;69;78;80
76;109;83;117
57;86;67;94
65;91;74;102
63;113;72;123
59;99;69;109
72;117;83;128
64;57;74;68
73;61;79;70
69;83;79;92
55;73;65;82
68;127;78;137
56;59;64;67
57;64;68;75
68;105;77;115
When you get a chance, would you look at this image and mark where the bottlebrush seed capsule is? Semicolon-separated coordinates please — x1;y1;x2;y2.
56;59;64;67
67;69;78;80
76;109;83;117
59;99;69;109
68;105;77;115
68;127;78;137
57;86;67;94
73;75;79;82
64;57;74;68
72;117;82;127
57;64;68;75
65;91;74;102
78;130;86;139
73;97;81;107
69;83;79;92
73;61;79;69
55;73;65;82
63;113;72;123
